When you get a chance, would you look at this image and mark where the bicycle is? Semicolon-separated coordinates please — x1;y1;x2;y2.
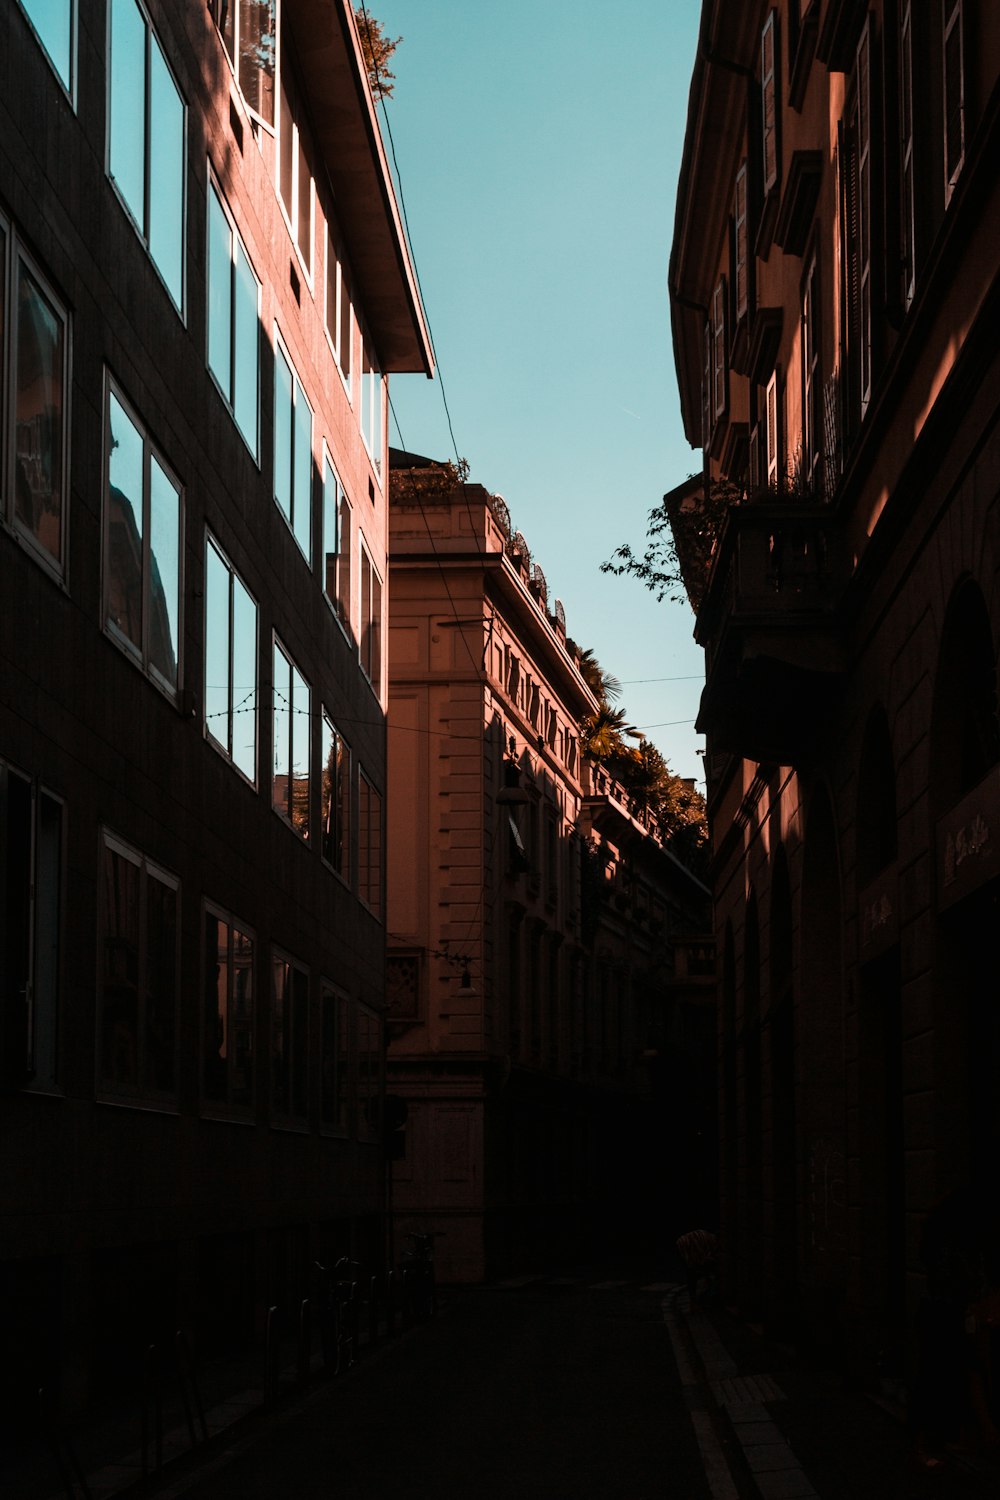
313;1258;360;1374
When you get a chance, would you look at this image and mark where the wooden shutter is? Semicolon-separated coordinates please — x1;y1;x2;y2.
943;0;965;202
857;18;872;416
900;2;915;306
766;370;780;490
762;12;779;197
734;163;749;322
713;278;728;422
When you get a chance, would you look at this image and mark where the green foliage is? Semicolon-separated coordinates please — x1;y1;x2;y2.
355;7;402;99
601;476;743;611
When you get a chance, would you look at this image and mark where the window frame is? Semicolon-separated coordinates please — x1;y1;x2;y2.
97;828;180;1108
103;374;185;700
204;531;259;786
320;709;351;884
321;446;352;637
900;1;916;308
3;229;72;584
765;368;781;490
272;329;314;561
207;0;277;133
276;35;314;285
320;980;349;1136
270;947;309;1129
106;0;188;317
359;538;383;697
357;768;383;920
761;10;781;200
0;761;64;1094
324;224;353;398
800;250;821;491
942;0;965;205
206;172;261;462
201;900;256;1120
272;634;311;840
359;332;383;481
15;0;77;103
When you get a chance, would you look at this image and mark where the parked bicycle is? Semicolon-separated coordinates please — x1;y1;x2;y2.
313;1258;360;1374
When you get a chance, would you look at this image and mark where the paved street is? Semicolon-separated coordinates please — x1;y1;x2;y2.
152;1275;715;1500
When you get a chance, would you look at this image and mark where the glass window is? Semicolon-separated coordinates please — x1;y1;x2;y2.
360;338;382;474
356;1003;381;1140
320;984;348;1132
12;251;68;574
277;23;313;274
271;951;308;1124
320;712;350;880
321;453;351;630
209;1;276;128
98;833;178;1101
16;0;74;94
273;338;313;559
105;383;182;694
358;770;382;919
208;181;260;457
0;764;63;1092
273;638;310;838
325;227;352;391
108;0;185;311
205;534;258;782
203;905;255;1114
359;541;382;694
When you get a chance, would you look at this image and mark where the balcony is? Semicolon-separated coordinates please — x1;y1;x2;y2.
695;501;848;766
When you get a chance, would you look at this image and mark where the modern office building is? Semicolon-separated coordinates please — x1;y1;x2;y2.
386;453;712;1280
669;0;1000;1375
0;0;431;1436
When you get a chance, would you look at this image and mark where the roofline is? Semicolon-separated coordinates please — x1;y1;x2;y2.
288;0;434;376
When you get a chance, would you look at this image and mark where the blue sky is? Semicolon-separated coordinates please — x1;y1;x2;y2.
371;1;706;784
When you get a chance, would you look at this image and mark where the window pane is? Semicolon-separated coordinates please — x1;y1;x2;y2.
238;0;276;126
109;0;146;227
21;0;72;89
291;966;308;1118
338;493;352;630
15;263;65;565
273;644;291;814
279;75;294;222
232;577;257;780
361;549;372;678
371;569;382;693
291;663;310;838
271;957;289;1114
321;716;343;870
339;737;351;881
273;348;293;523
233;242;259;454
149;454;180;687
205;540;231;752
231;927;254;1107
322;460;338;605
148;35;185;307
107;392;145;652
208;186;233;399
144;873;177;1093
325;236;337;347
297;135;311;267
339;270;351;383
204;910;228;1103
292;385;312;557
101;846;140;1090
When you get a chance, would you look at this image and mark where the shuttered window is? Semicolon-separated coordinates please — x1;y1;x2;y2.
762;12;780;197
734;162;749;323
712;278;728;423
943;0;965;203
766;371;780;490
900;2;915;306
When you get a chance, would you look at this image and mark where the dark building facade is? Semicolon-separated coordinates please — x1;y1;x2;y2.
1;0;431;1444
669;0;1000;1378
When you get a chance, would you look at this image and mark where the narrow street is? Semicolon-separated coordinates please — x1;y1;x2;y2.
150;1274;717;1500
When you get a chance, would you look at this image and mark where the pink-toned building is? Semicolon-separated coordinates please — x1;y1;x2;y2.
669;0;1000;1379
387;454;713;1281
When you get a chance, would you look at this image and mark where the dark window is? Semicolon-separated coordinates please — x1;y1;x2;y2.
203;906;255;1113
321;712;350;880
1;766;62;1091
271;952;308;1124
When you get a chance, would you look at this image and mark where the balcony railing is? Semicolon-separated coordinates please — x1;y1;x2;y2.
695;500;848;765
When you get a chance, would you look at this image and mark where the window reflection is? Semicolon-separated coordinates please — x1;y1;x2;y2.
17;0;73;92
15;260;66;569
107;393;145;653
108;0;185;310
322;457;351;630
203;907;254;1112
208;182;260;457
272;639;310;838
273;339;312;559
321;712;350;878
205;535;258;781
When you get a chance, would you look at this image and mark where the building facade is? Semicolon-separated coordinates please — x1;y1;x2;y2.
670;0;1000;1374
0;0;431;1439
386;454;712;1281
